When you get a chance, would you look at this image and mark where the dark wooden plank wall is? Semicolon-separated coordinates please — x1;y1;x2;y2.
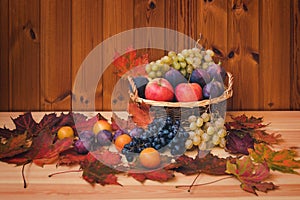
0;0;299;111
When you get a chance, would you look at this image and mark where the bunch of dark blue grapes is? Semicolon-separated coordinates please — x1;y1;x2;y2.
122;116;189;162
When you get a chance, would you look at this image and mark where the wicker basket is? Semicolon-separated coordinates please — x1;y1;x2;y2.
128;72;233;121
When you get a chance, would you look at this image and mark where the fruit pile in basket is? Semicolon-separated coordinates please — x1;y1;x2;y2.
130;47;228;103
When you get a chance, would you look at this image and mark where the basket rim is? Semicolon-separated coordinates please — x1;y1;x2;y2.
128;72;233;108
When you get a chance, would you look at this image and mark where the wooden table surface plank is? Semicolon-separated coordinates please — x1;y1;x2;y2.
0;111;299;199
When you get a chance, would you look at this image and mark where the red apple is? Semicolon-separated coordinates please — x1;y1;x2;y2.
145;78;174;101
175;83;202;102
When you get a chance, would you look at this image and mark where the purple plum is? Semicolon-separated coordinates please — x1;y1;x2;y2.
74;139;90;154
190;69;211;88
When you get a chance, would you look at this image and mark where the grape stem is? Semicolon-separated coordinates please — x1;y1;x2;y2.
175;175;233;192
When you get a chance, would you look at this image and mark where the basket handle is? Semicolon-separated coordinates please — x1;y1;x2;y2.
128;76;139;101
226;72;234;97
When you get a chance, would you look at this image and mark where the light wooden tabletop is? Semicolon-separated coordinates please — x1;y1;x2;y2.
0;111;299;200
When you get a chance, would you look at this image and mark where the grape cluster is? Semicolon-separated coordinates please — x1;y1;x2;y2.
185;112;227;151
180;48;215;71
145;58;171;79
122;117;189;162
145;47;216;79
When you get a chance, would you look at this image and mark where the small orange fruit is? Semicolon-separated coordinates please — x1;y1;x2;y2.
57;126;74;140
139;147;161;169
93;120;112;134
114;134;132;151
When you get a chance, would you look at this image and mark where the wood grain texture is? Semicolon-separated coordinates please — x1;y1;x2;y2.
9;0;40;111
197;0;227;56
291;0;300;110
227;0;260;110
134;0;165;61
165;0;178;51
0;111;299;199
72;0;103;111
196;0;229;107
259;0;291;110
175;0;197;51
40;0;71;110
102;0;134;111
165;0;197;52
0;0;9;111
0;1;299;111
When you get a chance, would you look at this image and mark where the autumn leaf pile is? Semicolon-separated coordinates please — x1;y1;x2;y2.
0;112;300;195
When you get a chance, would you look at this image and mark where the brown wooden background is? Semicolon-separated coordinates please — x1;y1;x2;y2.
0;0;299;111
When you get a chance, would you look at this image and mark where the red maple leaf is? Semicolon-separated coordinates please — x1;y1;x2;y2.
225;130;254;155
226;157;277;195
226;114;268;130
32;129;73;167
113;47;148;77
167;153;232;176
80;153;122;186
0;128;31;159
91;149;122;167
251;130;282;145
58;148;88;166
2;129;73;166
51;112;74;132
11;112;38;136
128;169;174;183
72;113;98;133
35;113;62;134
249;143;300;174
111;112;136;131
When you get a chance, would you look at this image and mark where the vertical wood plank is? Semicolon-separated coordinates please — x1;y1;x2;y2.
197;0;227;57
0;0;9;111
40;0;71;111
165;0;197;52
260;0;291;110
227;0;259;110
196;0;229;108
177;0;197;50
134;0;165;61
72;0;103;111
102;0;134;111
291;0;300;110
9;0;40;111
165;0;178;52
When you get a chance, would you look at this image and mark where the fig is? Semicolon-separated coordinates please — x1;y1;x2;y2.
203;80;224;99
130;76;149;98
207;63;226;82
164;68;187;88
190;69;211;88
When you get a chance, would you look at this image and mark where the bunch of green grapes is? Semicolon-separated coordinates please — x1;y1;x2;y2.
145;57;171;79
184;112;227;151
167;48;215;78
180;47;215;70
145;47;216;79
